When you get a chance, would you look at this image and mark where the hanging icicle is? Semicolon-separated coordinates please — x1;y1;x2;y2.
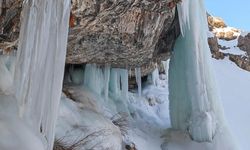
135;67;142;97
119;69;129;100
104;64;111;100
14;0;71;149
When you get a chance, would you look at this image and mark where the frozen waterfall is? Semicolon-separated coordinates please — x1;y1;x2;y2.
14;0;70;149
169;0;225;142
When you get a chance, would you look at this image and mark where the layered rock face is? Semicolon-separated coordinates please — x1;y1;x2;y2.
0;0;180;75
67;0;180;69
0;0;21;54
208;36;224;60
238;33;250;55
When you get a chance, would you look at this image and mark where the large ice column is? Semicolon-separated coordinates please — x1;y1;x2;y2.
14;0;70;149
169;0;224;142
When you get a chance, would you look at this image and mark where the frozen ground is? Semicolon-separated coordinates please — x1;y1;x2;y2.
57;54;250;150
212;31;250;150
130;58;250;150
213;58;250;150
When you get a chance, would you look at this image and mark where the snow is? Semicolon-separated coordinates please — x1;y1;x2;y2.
240;31;249;37
59;61;171;150
58;54;250;150
207;31;215;38
0;56;45;150
212;58;250;150
56;94;122;150
213;27;241;37
218;38;247;55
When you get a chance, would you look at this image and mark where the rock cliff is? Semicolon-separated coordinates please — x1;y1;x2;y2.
0;0;180;76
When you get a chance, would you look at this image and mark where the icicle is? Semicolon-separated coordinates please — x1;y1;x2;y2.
84;64;105;95
119;69;129;100
169;0;225;142
14;0;71;149
69;65;84;85
162;61;169;75
129;68;132;78
162;60;169;83
135;67;141;97
152;67;160;86
104;64;111;100
109;68;120;96
177;0;191;36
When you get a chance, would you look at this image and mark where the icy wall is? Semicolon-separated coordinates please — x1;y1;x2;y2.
169;0;225;142
14;0;71;149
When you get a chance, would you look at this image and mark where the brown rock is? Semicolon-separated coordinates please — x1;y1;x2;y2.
67;0;180;70
1;0;181;77
207;15;227;29
238;33;250;55
229;54;250;72
207;36;225;59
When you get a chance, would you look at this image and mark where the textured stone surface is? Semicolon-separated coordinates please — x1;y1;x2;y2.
0;0;180;76
208;36;224;59
238;33;250;55
0;0;21;54
0;0;180;77
67;0;180;69
229;54;250;71
207;14;226;29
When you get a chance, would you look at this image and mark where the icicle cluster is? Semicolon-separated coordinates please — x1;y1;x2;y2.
73;64;130;112
14;0;71;149
169;0;224;142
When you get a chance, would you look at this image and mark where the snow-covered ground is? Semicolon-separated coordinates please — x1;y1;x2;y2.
218;38;247;55
212;31;250;150
213;58;250;150
57;53;250;150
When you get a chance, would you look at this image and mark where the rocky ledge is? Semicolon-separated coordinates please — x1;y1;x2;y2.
67;0;181;70
0;0;181;76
